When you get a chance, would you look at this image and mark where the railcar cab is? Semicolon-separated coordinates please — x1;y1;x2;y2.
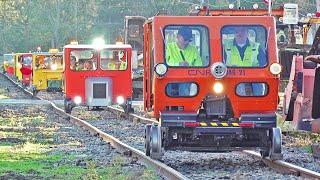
15;53;32;85
63;44;133;113
144;10;283;160
3;53;15;75
31;50;64;95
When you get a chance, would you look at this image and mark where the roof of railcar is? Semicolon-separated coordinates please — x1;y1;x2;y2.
33;52;63;55
63;44;132;49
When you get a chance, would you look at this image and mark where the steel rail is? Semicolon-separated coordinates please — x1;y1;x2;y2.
105;96;320;179
244;151;320;179
0;73;187;180
3;72;320;179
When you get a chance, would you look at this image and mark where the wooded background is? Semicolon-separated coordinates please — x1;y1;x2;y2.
0;0;316;54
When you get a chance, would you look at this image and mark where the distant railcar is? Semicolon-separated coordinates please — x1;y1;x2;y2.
31;50;64;95
63;44;133;113
15;53;32;85
3;53;15;75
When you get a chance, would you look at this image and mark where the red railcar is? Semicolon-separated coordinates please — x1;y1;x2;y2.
63;44;133;113
143;11;283;160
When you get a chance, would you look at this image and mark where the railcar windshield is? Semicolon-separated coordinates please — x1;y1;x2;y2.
35;55;63;70
22;56;32;66
164;25;210;67
70;49;97;71
100;49;128;71
221;25;268;67
3;54;14;64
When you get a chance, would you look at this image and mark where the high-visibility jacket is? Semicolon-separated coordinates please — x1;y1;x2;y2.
107;61;127;70
224;41;260;67
166;42;202;66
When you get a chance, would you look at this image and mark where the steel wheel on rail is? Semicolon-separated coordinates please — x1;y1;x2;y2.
64;99;72;114
145;124;151;156
269;127;283;160
150;125;162;160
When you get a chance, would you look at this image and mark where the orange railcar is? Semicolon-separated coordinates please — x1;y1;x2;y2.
144;13;282;159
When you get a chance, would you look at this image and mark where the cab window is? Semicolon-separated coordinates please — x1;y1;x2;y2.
166;82;198;97
35;55;63;70
4;54;14;64
236;82;268;97
23;56;32;66
70;50;97;71
100;49;127;71
164;25;210;67
221;25;267;67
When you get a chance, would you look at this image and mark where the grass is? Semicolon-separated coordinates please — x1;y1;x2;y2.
73;110;101;121
0;143;86;179
0;108;160;179
0;88;9;99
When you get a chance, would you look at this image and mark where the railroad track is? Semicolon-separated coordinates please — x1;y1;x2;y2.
104;106;320;179
2;72;320;179
0;73;187;180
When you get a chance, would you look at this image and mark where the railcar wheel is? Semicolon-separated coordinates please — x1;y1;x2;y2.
150;125;162;160
145;124;151;156
269;128;283;160
30;86;38;96
64;99;72;114
260;150;269;158
126;100;134;113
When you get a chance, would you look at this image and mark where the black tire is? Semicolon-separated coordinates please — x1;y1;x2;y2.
64;99;72;114
145;124;151;156
124;100;133;113
269;128;283;160
260;150;269;158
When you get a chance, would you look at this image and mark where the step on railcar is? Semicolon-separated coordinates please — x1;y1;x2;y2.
31;50;64;95
3;53;15;75
64;44;133;113
143;8;283;160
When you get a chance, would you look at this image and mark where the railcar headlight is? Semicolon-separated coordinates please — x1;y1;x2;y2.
228;3;234;9
270;63;282;75
74;96;82;105
51;64;58;71
92;37;105;50
117;96;125;105
210;62;227;79
213;82;224;94
154;63;168;77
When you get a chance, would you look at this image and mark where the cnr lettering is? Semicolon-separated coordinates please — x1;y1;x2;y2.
188;69;211;76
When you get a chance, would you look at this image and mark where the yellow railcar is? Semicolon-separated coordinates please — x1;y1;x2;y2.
31;50;64;94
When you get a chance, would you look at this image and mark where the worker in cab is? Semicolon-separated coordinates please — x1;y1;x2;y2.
224;26;266;67
224;26;267;96
107;51;127;70
166;26;202;67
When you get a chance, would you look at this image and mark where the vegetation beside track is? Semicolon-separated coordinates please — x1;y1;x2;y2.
0;105;159;179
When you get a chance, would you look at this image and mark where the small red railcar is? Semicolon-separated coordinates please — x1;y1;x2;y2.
63;44;133;113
